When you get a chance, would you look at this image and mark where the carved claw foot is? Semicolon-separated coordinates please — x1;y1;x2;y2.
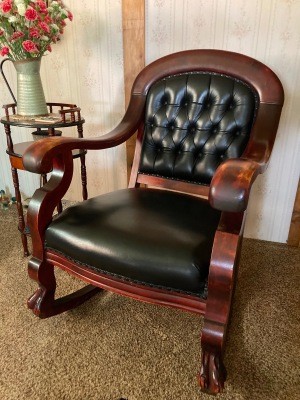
198;350;227;395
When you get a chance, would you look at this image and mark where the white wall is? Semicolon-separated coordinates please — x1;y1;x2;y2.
0;0;126;202
146;0;300;243
1;0;299;243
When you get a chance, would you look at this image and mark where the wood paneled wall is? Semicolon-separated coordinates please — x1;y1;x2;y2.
122;0;145;180
1;1;299;244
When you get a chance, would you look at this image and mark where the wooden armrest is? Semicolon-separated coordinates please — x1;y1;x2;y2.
210;103;284;213
209;158;262;212
23;95;145;174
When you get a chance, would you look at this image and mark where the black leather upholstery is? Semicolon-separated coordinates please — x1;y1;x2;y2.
139;72;257;184
45;189;221;298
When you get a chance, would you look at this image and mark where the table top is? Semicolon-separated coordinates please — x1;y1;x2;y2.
1;115;85;128
1;102;85;128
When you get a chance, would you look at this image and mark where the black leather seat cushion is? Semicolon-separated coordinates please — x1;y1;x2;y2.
45;189;221;298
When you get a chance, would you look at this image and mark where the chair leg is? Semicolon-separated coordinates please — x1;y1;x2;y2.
198;320;227;394
27;257;102;318
198;217;244;394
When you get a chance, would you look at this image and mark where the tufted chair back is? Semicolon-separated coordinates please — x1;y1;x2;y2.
139;72;257;185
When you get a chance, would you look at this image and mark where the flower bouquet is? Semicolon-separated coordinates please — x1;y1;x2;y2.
0;1;73;116
0;0;73;60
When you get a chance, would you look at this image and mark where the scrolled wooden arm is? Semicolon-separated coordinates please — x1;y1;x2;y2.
23;95;145;174
209;158;262;212
208;101;284;213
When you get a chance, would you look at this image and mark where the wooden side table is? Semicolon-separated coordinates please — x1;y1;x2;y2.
1;102;88;256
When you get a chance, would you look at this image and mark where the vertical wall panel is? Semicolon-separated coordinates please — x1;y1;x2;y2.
146;0;300;243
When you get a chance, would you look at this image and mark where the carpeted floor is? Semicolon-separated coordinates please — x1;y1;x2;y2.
0;206;299;400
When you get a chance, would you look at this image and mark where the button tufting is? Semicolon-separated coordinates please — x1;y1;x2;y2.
140;71;255;185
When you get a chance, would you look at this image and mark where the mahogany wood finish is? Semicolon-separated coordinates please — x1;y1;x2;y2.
22;51;284;395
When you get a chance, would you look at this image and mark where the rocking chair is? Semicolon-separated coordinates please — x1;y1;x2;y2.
23;50;284;394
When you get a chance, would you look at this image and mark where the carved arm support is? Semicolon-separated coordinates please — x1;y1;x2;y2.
27;151;74;260
209;103;283;212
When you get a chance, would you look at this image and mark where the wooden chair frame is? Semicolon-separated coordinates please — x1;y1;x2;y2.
23;50;284;394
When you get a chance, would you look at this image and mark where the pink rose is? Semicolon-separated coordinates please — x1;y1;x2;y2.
39;21;50;33
0;0;12;13
0;46;10;57
29;27;40;38
68;11;73;21
22;40;39;53
10;31;25;42
37;0;47;10
44;15;52;24
46;45;52;53
25;7;38;21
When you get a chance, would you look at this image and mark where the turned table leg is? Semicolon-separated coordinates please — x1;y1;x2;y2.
11;167;30;256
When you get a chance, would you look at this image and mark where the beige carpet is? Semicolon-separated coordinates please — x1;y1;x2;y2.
0;206;299;400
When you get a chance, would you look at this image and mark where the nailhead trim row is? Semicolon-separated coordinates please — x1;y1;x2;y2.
45;246;208;299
